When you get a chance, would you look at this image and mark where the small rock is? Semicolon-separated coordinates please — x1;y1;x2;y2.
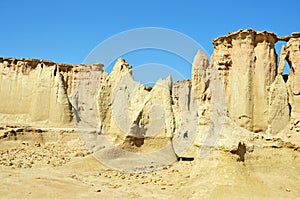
21;141;29;146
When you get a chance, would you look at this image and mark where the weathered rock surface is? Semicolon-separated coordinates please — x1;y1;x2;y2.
278;37;300;126
172;80;198;157
0;58;103;127
92;58;179;171
191;50;211;125
1;29;300;198
267;75;290;134
96;58;175;149
1;29;300;167
68;63;104;127
212;29;281;133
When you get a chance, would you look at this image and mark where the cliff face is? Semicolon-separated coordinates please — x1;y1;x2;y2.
212;29;289;133
67;63;104;127
172;80;198;157
96;58;175;154
94;57;211;160
278;37;300;127
0;58;103;127
1;29;300;163
191;50;211;125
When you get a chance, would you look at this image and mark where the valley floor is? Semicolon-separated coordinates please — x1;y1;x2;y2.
0;128;300;199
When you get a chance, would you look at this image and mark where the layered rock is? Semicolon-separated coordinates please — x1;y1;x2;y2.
278;36;300;126
172;80;198;157
191;50;211;125
0;58;103;127
92;58;179;171
267;75;290;134
96;58;175;153
1;29;300;168
212;29;282;133
68;63;104;127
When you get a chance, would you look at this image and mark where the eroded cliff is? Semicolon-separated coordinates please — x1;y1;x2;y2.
211;30;300;135
96;58;175;154
0;58;103;127
0;29;300;163
211;29;280;133
278;36;300;130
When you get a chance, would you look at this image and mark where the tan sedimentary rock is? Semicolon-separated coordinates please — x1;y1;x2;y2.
1;29;300;168
191;50;211;125
96;58;175;153
212;29;278;132
68;64;104;126
172;50;224;158
0;58;72;125
267;75;290;134
171;80;197;157
93;58;178;171
172;80;192;130
278;37;300;124
0;58;103;127
278;32;300;42
192;50;209;101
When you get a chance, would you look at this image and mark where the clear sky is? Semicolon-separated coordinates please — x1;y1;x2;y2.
1;0;299;80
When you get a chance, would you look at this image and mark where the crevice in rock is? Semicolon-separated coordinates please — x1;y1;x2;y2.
282;74;289;83
231;142;247;162
187;84;191;111
144;86;152;92
178;157;194;161
125;136;145;147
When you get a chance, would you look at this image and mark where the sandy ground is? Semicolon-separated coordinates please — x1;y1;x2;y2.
0;128;300;198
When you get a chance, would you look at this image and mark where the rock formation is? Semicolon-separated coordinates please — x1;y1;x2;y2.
210;29;300;135
277;36;300;130
0;58;103;127
191;50;211;125
0;29;300;167
171;80;198;157
96;58;175;153
267;75;290;134
211;29;279;133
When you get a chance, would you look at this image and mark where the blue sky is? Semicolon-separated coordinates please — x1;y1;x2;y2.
1;0;298;80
